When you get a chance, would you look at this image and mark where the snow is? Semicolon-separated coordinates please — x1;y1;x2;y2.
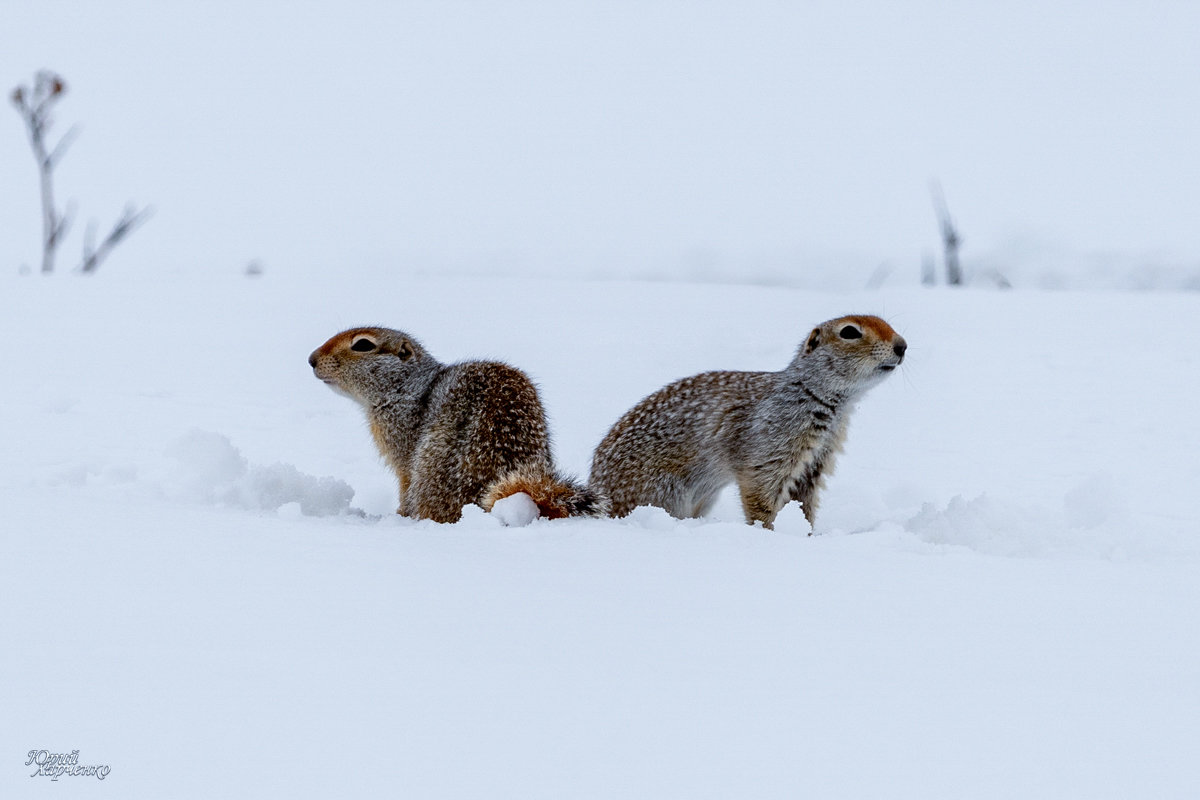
491;491;542;528
3;268;1199;798
4;2;1200;795
162;429;356;517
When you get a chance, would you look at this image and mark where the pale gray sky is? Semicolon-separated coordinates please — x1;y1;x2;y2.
4;0;1199;285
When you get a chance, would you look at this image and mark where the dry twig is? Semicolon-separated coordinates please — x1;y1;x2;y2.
10;70;150;274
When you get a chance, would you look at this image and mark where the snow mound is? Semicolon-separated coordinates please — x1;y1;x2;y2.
905;493;1053;557
901;475;1188;560
164;429;358;517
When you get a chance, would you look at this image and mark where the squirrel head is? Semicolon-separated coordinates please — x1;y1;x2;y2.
795;314;907;394
309;327;431;407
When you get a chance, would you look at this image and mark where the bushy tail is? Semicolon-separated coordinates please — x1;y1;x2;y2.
482;466;609;521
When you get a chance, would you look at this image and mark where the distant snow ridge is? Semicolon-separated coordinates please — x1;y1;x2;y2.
901;475;1165;559
905;494;1050;556
165;429;357;517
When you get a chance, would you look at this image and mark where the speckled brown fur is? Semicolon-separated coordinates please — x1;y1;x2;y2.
589;315;906;529
310;326;604;523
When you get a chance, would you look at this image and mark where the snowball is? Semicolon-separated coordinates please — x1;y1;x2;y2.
491;492;540;527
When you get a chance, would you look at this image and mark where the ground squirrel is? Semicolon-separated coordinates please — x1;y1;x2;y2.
589;315;906;529
310;326;604;524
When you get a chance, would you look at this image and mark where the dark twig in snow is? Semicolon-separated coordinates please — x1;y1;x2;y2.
10;70;150;274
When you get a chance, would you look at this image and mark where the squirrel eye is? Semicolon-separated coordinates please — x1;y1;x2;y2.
350;337;377;352
838;325;863;340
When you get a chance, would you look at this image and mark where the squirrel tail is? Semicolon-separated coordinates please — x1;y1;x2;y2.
482;466;609;522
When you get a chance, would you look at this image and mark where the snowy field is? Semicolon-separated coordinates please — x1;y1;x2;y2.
3;268;1199;798
5;1;1200;796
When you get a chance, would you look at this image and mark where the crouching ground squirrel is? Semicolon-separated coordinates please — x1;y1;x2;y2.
310;327;604;523
589;315;906;529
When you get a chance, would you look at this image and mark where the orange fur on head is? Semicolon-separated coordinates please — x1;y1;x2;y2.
844;315;898;342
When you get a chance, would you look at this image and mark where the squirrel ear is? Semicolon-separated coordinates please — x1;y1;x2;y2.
803;328;821;355
396;339;415;361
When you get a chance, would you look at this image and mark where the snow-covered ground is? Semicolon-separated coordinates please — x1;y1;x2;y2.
6;2;1200;795
3;269;1198;798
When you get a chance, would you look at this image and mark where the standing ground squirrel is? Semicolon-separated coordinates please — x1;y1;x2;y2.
589;315;906;529
310;326;604;524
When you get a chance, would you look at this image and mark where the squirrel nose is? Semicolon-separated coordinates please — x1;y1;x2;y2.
893;339;907;359
308;352;318;368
